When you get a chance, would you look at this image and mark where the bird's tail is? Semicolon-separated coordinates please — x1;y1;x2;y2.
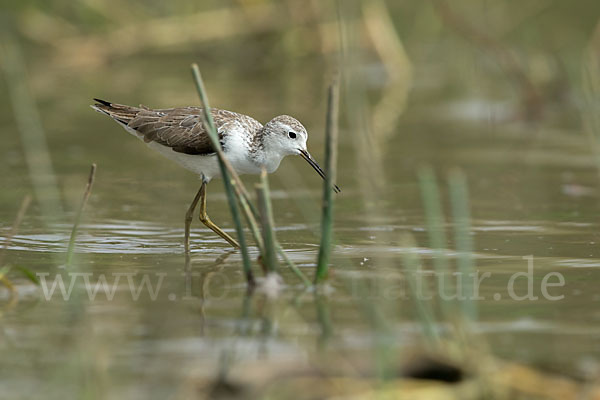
90;98;140;125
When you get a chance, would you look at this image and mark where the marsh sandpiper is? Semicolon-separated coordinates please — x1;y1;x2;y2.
91;98;340;249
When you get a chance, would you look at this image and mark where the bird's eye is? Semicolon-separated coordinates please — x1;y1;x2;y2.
288;132;297;139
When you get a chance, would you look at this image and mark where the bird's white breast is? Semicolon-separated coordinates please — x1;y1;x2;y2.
147;141;222;180
220;123;264;175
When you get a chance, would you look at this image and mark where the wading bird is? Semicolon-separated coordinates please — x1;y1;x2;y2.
91;99;339;249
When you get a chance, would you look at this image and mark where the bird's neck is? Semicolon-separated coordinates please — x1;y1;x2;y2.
248;126;266;158
249;128;283;173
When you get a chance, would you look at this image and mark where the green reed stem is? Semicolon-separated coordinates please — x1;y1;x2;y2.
256;169;278;273
191;64;254;285
0;265;14;291
315;77;340;284
0;195;31;268
417;166;454;317
226;148;310;281
237;183;310;285
220;153;312;285
448;169;477;321
315;293;333;348
66;164;96;267
235;176;310;284
0;195;33;290
399;232;440;346
275;241;311;287
0;37;63;222
234;185;265;254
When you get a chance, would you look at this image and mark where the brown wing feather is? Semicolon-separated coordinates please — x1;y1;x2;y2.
93;99;256;155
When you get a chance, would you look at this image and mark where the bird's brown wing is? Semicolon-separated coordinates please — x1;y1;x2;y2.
93;99;247;155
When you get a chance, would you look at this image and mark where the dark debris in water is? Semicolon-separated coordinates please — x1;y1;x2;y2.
205;379;248;400
400;356;465;383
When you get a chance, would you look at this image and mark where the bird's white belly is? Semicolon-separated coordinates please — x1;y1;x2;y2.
148;141;222;180
147;141;265;181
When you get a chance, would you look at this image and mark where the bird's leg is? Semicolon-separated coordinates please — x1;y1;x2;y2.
184;184;204;254
198;181;240;249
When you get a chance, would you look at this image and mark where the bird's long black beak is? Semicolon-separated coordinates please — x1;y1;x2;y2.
299;149;341;193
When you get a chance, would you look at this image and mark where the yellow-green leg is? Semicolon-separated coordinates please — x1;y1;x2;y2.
198;181;240;248
184;185;203;254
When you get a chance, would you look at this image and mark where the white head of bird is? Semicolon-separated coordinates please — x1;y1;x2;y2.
258;115;308;172
255;114;339;193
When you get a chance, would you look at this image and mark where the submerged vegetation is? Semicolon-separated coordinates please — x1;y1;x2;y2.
65;163;97;267
1;0;600;399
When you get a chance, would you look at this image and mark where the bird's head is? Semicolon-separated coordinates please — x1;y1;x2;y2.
262;115;340;193
263;115;308;157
